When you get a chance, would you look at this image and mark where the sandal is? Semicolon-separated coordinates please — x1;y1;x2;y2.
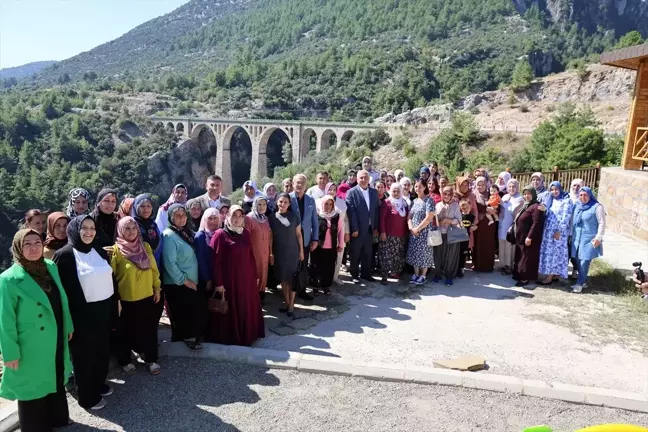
184;339;203;351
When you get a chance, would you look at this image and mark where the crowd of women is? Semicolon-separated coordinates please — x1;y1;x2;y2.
0;160;608;431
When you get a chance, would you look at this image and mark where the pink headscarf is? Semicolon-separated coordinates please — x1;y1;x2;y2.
116;216;151;270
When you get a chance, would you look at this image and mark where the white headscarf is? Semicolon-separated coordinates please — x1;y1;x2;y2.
318;195;339;222
243;180;262;203
198;208;220;246
249;195;268;223
388;183;407;217
497;171;511;194
569;178;584;204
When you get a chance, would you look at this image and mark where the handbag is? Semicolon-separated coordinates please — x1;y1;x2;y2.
506;224;516;245
208;289;228;314
446;225;470;244
293;260;308;292
427;214;443;247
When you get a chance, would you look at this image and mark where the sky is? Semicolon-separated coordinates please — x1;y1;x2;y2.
0;0;191;69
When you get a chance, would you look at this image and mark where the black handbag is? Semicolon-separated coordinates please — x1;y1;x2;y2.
446;225;470;244
506;224;516;245
292;260;308;292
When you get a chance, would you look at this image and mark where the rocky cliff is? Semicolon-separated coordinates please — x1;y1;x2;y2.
515;0;648;34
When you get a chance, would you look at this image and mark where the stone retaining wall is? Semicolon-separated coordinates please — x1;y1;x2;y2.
598;167;648;243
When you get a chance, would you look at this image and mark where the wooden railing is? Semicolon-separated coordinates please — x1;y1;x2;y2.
633;127;648;161
508;164;601;190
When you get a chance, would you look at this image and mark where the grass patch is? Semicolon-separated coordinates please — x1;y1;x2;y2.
587;259;636;294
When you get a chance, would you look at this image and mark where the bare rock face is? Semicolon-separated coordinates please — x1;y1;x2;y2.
374;104;453;125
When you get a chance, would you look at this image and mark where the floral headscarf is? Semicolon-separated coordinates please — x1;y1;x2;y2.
318;195;339;222
44;212;70;251
199;208;220;246
162;184;188;211
13;229;54;292
388;183;407;217
249;195;268;223
66;187;91;218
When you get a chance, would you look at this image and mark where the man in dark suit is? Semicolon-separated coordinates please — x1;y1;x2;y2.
345;170;379;283
290;173;319;300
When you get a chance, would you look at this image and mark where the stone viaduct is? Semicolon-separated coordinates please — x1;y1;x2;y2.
151;116;378;193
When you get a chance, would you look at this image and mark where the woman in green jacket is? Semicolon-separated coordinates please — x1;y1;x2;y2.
0;229;74;432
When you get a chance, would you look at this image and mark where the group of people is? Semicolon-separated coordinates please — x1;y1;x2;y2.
0;155;608;431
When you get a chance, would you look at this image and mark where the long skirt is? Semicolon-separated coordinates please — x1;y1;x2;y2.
473;219;496;272
433;234;460;279
164;284;207;342
498;239;515;269
116;296;159;366
379;236;407;277
310;247;338;289
513;243;542;281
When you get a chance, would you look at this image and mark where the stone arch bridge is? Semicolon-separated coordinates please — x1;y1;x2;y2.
151;116;378;193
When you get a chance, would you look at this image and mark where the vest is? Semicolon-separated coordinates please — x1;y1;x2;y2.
571;203;603;261
318;214;340;250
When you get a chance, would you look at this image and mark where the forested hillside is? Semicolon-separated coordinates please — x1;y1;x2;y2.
14;0;634;120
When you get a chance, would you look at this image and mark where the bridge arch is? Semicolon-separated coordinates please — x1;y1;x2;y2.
341;130;355;143
176;123;185;133
259;127;291;177
319;129;338;152
301;128;317;160
221;125;252;191
166;122;175;131
190;123;210;140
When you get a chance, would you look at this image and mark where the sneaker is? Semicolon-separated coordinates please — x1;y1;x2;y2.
148;362;161;375
415;275;427;285
409;275;418;284
352;278;361;284
431;276;441;284
444;279;453;287
122;363;136;374
90;398;106;411
571;284;583;293
100;384;113;397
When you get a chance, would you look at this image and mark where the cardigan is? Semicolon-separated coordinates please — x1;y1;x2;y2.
194;231;215;284
0;261;74;401
161;228;199;286
110;242;161;302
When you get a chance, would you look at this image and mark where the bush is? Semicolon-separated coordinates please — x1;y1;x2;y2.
392;135;409;151
519;104;529;113
403;143;417;157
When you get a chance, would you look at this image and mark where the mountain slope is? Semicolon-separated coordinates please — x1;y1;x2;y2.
0;61;57;79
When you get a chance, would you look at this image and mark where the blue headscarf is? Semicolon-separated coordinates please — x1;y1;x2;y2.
419;166;430;179
131;193;160;251
572;187;598;226
543;181;568;208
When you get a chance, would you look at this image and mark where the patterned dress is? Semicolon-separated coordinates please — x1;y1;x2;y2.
406;198;435;268
538;197;574;278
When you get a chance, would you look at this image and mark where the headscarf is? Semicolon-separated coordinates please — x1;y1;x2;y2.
162;184;187;211
436;186;457;220
167;203;195;249
118;197;134;219
388;183;407;217
502;178;522;203
327;182;346;212
263;183;277;201
572;187;599;226
44;212;70;251
243;180;262;203
225;205;245;235
281;178;292;191
66;187;91;218
544;181;568;208
531;172;546;194
399;176;412;188
131;194;161;251
394;169;404;180
91;188;119;244
249;195;268;223
67;215;97;254
454;176;470;200
318;195;339;221
473;176;490;206
186;198;203;229
199;208;220;246
569;178;584;204
115;216;151;270
497;172;511;193
420;166;431;178
12;229;54;292
515;186;538;222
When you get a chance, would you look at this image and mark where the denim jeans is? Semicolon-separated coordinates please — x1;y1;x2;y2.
577;259;592;286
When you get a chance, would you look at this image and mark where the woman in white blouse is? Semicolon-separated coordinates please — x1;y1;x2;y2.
53;215;116;411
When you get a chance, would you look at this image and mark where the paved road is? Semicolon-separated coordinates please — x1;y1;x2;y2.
57;358;648;432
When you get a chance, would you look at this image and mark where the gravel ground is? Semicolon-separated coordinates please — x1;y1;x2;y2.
56;358;648;432
256;267;648;394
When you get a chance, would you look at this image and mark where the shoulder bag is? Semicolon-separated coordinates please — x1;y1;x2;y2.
427;213;443;247
446;224;470;244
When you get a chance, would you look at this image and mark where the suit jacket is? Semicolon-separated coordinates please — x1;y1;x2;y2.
196;192;232;212
346;185;379;236
290;192;319;245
